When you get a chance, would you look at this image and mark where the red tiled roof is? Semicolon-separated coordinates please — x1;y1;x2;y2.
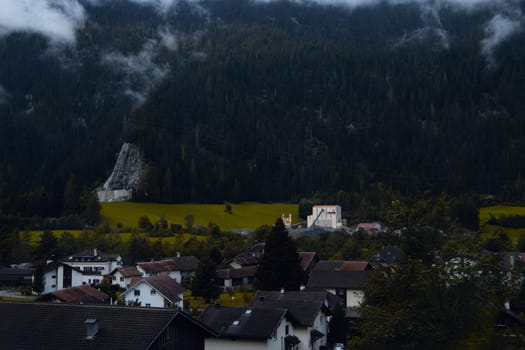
49;285;109;304
116;266;142;278
137;256;199;274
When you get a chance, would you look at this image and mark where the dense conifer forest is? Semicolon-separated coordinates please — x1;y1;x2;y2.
1;0;525;217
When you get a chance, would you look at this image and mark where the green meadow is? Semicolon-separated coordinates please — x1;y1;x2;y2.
100;202;298;231
479;205;525;244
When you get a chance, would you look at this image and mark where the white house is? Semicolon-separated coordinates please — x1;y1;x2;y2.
136;256;199;284
120;274;184;308
249;290;330;350
307;205;342;229
42;262;88;294
61;248;122;287
200;306;298;350
109;266;142;289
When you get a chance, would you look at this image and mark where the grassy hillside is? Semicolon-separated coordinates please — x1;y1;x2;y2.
479;205;525;244
100;202;299;231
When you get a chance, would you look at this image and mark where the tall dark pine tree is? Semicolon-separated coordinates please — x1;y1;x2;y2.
192;258;220;303
256;218;304;291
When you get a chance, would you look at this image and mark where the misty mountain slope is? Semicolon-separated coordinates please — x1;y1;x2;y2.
1;0;525;214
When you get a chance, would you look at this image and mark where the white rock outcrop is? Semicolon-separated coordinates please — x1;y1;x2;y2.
97;143;144;202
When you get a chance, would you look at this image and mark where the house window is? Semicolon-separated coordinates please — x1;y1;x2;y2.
120;277;124;281
93;279;100;284
151;289;156;295
51;284;56;288
134;289;140;296
51;275;56;279
285;325;289;335
112;276;116;280
146;303;151;308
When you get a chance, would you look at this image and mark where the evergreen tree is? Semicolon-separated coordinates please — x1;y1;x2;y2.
255;218;304;291
192;258;220;303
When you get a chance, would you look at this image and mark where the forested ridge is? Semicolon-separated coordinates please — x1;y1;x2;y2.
1;0;525;217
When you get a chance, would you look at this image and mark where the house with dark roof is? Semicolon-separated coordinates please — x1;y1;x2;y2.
0;267;34;288
36;285;109;304
0;302;214;350
110;265;142;289
249;290;330;350
61;248;123;287
137;256;200;284
216;266;257;291
307;260;373;308
200;305;298;350
120;274;185;308
227;243;265;269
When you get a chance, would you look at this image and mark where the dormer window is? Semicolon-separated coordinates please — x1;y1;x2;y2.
232;320;240;326
151;289;156;295
244;309;252;315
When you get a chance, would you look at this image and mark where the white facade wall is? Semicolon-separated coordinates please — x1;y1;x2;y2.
294;312;328;350
112;271;137;289
205;339;267;350
71;269;84;287
307;206;342;229
43;270;58;294
325;288;364;308
167;271;181;283
136;267;181;283
346;289;365;308
121;282;183;308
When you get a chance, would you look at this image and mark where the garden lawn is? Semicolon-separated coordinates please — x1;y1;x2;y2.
479;205;525;244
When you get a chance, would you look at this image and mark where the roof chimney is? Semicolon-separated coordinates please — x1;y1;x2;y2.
300;284;305;291
280;288;285;294
93;248;98;257
85;319;99;340
176;252;181;258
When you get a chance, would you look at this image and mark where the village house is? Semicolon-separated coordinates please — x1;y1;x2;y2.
0;302;214;350
200;305;298;350
43;261;86;294
0;266;34;289
109;266;142;289
136;255;199;284
120;274;185;308
249;290;330;350
307;260;373;308
62;248;123;286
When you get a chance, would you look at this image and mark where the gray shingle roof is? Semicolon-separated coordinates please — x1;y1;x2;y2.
249;290;328;327
307;270;373;289
0;302;210;350
199;306;286;339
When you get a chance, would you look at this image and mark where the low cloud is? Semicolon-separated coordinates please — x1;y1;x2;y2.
0;84;9;105
102;38;170;108
481;14;522;65
0;0;85;44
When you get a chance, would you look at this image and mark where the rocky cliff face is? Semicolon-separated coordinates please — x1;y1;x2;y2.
97;143;144;202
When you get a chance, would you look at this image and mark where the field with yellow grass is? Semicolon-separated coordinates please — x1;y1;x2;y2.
100;202;298;231
479;205;525;244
